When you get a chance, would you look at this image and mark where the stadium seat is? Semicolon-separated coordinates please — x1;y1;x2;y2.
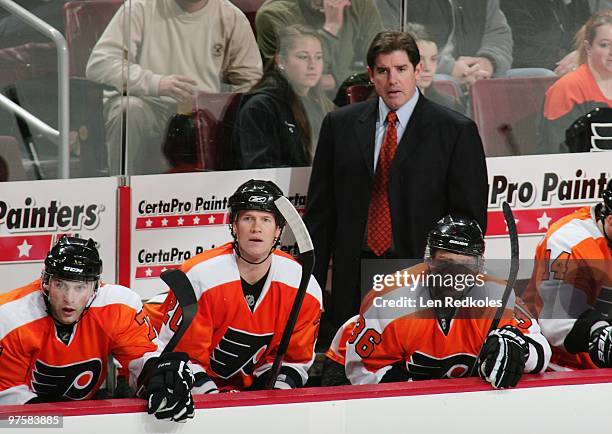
470;76;558;156
346;84;375;104
63;0;123;77
229;0;262;36
433;79;461;102
0;136;26;181
193;92;242;170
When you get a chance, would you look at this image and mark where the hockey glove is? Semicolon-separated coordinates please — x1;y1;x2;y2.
589;323;612;368
478;326;529;389
143;352;195;423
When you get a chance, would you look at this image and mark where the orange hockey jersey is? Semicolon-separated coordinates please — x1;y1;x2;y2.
0;280;157;404
156;243;322;391
523;205;612;370
345;263;550;384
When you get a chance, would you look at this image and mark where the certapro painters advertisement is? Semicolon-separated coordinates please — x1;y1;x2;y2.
0;177;118;292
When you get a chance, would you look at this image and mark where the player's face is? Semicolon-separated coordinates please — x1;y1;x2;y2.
586;24;612;77
233;210;281;263
368;50;421;111
47;277;96;325
277;36;324;96
416;40;438;90
428;250;480;300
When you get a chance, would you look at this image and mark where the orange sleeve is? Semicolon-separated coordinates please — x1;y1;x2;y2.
157;289;213;374
262;292;322;387
109;303;158;382
345;315;407;385
143;302;164;333
0;327;37;404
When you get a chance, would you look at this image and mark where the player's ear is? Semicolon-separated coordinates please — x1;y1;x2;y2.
274;225;281;240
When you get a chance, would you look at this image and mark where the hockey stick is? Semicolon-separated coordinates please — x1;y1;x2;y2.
137;269;199;394
489;201;520;332
159;268;199;354
264;196;315;390
470;201;519;375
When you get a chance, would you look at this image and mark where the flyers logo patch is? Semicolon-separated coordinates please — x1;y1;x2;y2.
32;358;103;400
407;352;476;380
209;328;273;379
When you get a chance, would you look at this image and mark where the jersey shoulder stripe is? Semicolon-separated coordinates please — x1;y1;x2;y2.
0;280;40;306
185;250;238;299
182;243;234;272
89;284;143;311
545;207;601;257
0;288;47;341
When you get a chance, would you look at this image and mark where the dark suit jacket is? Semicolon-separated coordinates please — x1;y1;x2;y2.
303;94;488;326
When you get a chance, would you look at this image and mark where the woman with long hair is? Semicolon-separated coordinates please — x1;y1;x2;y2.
233;24;334;168
539;9;612;153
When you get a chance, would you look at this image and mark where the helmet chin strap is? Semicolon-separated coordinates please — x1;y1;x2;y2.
233;240;277;265
598;205;612;248
230;225;284;266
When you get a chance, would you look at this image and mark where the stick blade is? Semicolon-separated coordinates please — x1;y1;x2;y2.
274;196;313;254
159;268;198;353
160;269;197;313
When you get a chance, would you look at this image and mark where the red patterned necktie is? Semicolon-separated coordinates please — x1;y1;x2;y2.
367;110;398;256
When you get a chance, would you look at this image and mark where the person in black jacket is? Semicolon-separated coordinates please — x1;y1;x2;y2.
500;0;590;72
304;31;488;329
233;24;334;169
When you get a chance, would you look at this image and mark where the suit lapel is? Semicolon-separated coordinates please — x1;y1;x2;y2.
356;99;379;177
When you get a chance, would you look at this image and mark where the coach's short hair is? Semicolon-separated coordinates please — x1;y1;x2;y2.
366;31;420;69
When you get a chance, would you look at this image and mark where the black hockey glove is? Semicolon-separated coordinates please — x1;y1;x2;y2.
478;326;529;389
589;323;612;368
142;352;195;423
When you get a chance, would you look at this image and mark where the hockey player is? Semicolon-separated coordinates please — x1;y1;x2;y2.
155;179;322;392
343;216;550;388
522;181;612;370
0;237;195;423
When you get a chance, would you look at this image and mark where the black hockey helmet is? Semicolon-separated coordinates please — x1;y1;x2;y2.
426;215;485;257
602;180;612;218
44;236;102;282
228;179;286;228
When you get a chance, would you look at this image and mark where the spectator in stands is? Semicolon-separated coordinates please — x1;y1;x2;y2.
255;0;384;94
538;9;612;154
550;2;611;76
403;0;513;87
374;0;401;30
86;0;262;175
592;0;612;12
405;23;464;114
233;25;334;169
500;0;590;73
